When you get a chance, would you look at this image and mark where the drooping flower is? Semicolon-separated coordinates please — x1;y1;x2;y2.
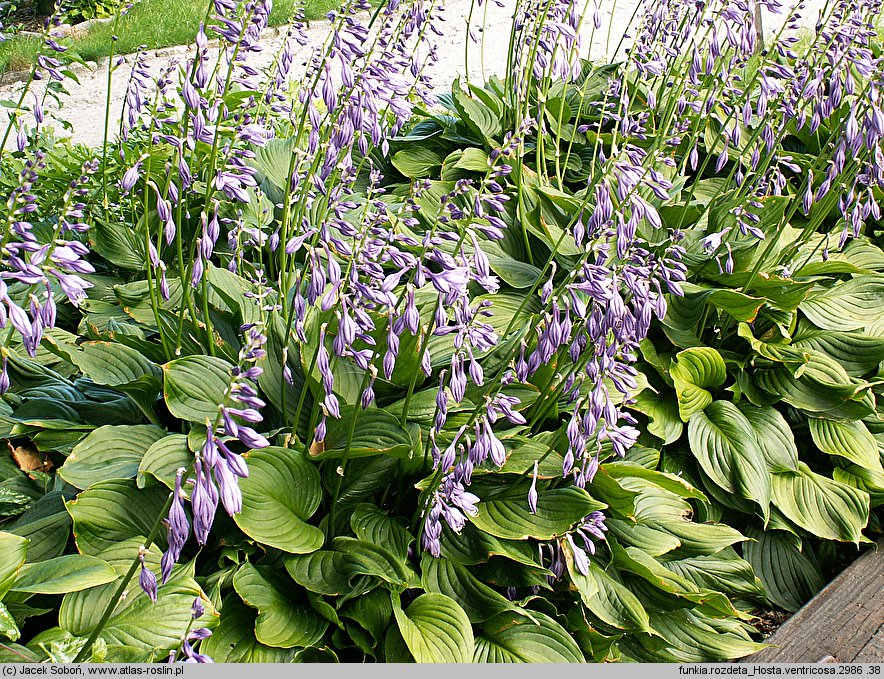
138;550;158;603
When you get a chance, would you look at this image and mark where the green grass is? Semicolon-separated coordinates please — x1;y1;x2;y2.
0;34;43;73
0;0;341;75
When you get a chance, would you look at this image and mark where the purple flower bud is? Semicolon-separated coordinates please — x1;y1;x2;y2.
121;162;142;192
528;461;539;514
566;535;589;576
235;425;270;449
139;556;158;602
0;358;8;395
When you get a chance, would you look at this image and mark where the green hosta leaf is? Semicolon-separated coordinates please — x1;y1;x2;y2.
771;464;869;542
496;437;566;478
604;463;707;501
233;563;327;649
58;540;163;637
8;491;73;562
11;555;117;594
0;603;20;641
736;403;799;472
646;608;763;662
678;283;765;322
59;425;166;489
800;276;884;332
0;532;28;599
383;625;413;662
630;392;683;444
450;79;501;141
58;546;216;657
311;407;413;460
660;549;765;600
91;219;145;271
206;265;262;326
339;590;392;647
471;487;605;541
575;560;653;633
607;541;698;594
671;347;726;422
350;505;412;560
0;487;31;518
328;455;398;505
285;551;366;597
65;480;168;555
792;324;884;377
250;138;296;193
834;463;884;507
809;418;883;472
96;568;215;653
200;596;295;662
392;147;443;179
138;435;192;490
688;401;770;520
331;537;419;588
604;520;676;557
482;241;542;289
454;147;491;171
162;355;232;423
420;554;524;624
743;528;825;612
754;367;875;419
655;519;746;556
27;628;105;662
234;447;323;554
586;468;638;519
476;611;584;663
744;275;815;312
0;641;41;662
392;592;474;663
617;475;745;554
69;342;161;387
438;523;544;567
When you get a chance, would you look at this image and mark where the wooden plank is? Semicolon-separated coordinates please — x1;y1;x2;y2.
854;623;884;663
741;540;884;663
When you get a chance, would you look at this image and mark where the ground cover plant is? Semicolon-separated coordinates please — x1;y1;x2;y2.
0;0;882;663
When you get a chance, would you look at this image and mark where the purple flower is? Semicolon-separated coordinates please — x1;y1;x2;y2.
181;638;213;664
191;459;219;546
161;469;190;583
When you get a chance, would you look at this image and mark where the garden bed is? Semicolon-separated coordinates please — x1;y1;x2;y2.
0;0;882;665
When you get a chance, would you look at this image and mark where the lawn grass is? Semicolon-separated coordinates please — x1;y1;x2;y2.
0;0;342;75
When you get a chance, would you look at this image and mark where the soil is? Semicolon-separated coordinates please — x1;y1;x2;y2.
3;4;46;33
752;609;790;640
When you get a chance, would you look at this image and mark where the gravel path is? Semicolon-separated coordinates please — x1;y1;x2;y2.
0;0;827;148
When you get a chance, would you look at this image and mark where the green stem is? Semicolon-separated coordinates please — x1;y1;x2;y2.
72;491;175;663
100;11;124;208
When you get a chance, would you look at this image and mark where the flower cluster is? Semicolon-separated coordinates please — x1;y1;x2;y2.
137;324;268;597
0;156;97;393
192;324;269;539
